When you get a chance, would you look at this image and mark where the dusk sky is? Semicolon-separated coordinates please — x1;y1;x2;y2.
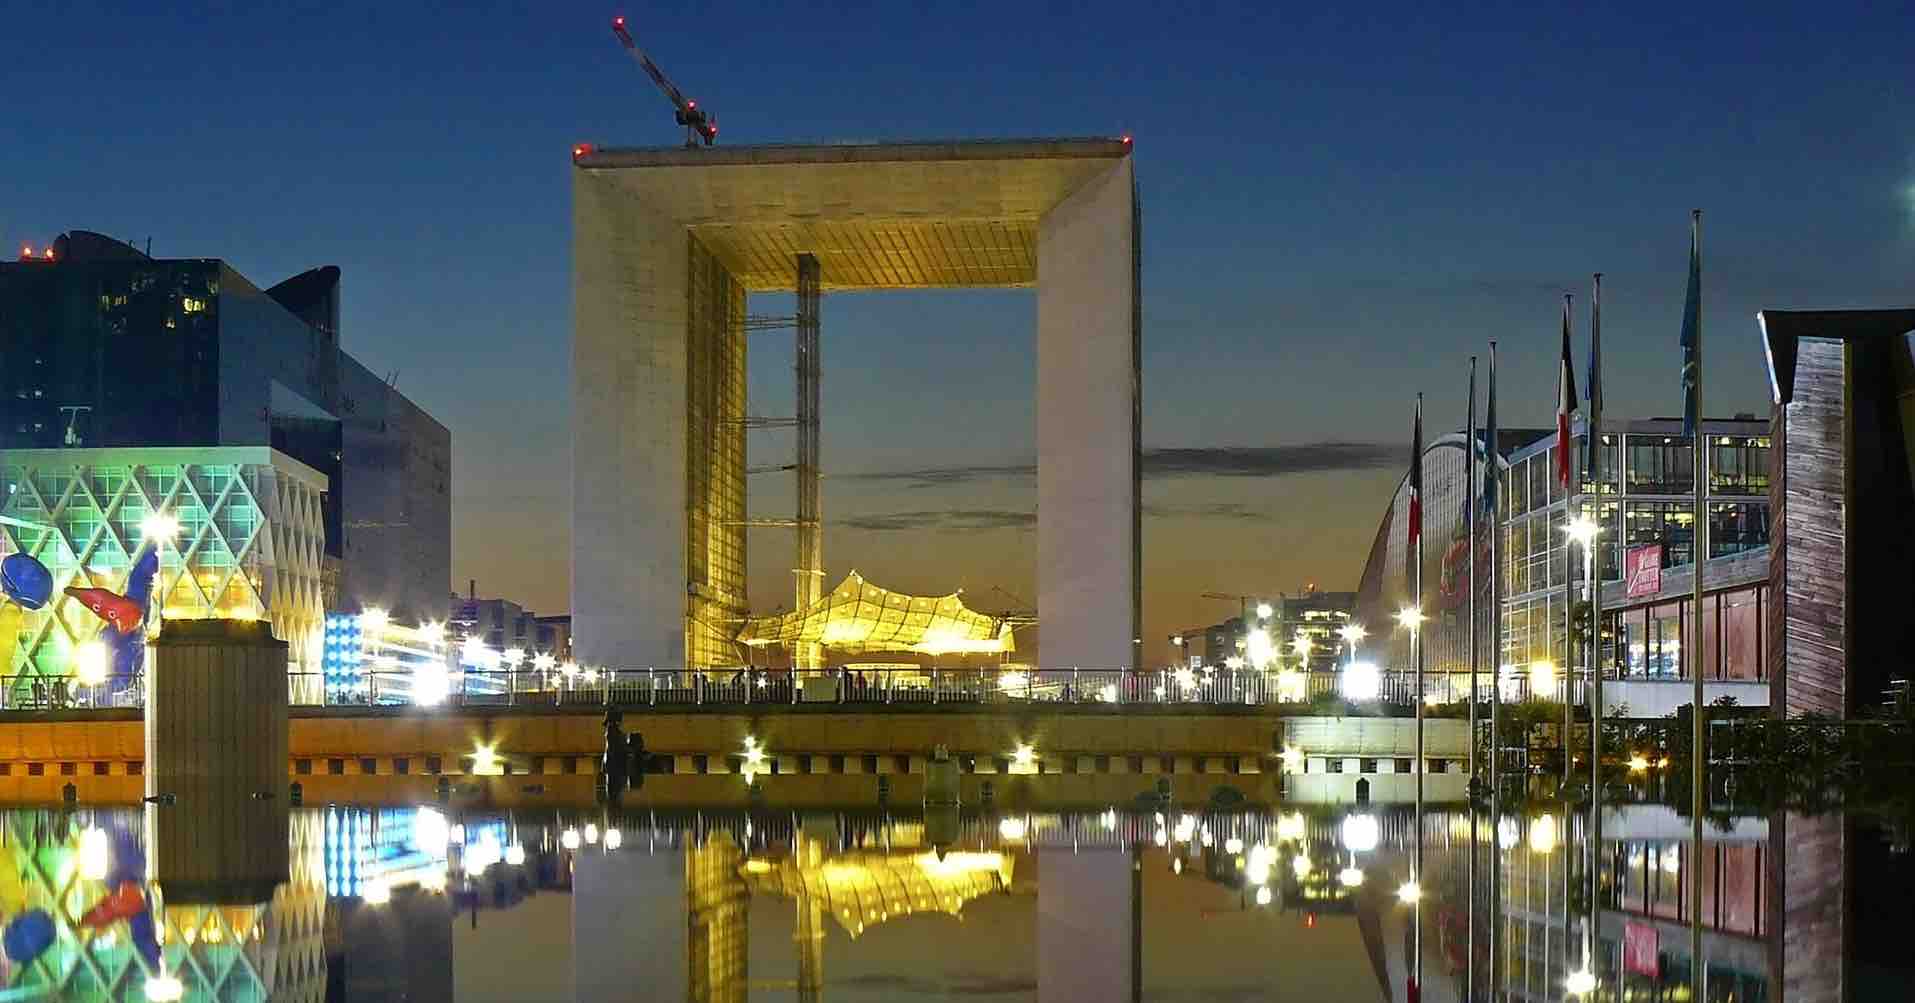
7;2;1913;656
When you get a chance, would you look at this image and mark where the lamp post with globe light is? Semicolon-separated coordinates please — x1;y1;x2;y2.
1563;513;1603;1003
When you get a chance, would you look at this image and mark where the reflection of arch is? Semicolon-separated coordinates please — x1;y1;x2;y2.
742;847;1014;938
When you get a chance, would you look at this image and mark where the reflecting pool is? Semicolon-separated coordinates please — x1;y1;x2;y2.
0;797;1905;1000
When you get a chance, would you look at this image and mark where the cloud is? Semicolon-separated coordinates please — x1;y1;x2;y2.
834;973;1038;995
832;463;1036;489
835;442;1398;488
1143;443;1399;477
836;509;1035;532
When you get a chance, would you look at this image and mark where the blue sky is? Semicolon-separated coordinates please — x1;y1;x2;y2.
6;1;1912;649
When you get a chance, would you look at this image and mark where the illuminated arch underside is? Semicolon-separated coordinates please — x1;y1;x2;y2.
734;571;1014;656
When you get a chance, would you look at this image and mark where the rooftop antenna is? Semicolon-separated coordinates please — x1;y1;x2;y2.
609;15;718;147
58;405;91;447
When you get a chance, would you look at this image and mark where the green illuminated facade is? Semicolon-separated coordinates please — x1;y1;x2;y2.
0;447;328;694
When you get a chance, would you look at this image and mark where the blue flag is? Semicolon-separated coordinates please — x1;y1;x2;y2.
1481;343;1498;520
1679;215;1701;437
1584;274;1603;480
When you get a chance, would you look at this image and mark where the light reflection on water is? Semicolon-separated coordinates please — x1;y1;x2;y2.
0;800;1902;1001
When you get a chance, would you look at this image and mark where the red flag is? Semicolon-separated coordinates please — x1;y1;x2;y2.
1556;295;1579;488
1407;398;1423;550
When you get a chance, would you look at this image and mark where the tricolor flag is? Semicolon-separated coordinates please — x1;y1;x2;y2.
1556;294;1579;489
1407;396;1424;551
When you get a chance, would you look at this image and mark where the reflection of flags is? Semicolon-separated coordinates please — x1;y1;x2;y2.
1584;274;1603;479
1407;398;1423;553
1556;295;1578;488
1679;213;1702;437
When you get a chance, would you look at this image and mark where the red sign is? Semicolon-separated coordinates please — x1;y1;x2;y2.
1623;920;1660;977
1625;544;1664;598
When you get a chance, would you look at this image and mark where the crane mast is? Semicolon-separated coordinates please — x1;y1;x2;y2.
610;15;716;147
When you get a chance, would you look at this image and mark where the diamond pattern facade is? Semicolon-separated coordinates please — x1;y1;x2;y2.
0;447;328;692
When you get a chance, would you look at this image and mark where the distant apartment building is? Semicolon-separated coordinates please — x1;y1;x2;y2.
448;591;537;655
0;232;450;681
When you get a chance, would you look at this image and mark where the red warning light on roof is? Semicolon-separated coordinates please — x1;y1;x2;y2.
612;15;625;28
42;248;53;260
573;143;594;159
1121;134;1133;145
19;246;31;259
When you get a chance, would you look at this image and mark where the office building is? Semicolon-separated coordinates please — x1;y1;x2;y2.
1;232;451;664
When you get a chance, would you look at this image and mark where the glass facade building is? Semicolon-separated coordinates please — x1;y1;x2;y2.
1499;417;1771;697
2;231;451;625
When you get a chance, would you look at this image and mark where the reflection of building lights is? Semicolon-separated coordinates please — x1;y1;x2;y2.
1172;857;1183;875
1396;880;1421;904
1341;661;1381;700
1565;970;1597;996
1255;886;1273;906
1341;814;1379;853
561;828;582;850
79;826;110;881
745;859;772;874
998;817;1028;841
1338;866;1364;888
1529;814;1558;854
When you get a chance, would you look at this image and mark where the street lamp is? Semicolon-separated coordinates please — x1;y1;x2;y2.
1336;623;1367;667
1394;606;1424;631
1255;602;1274;621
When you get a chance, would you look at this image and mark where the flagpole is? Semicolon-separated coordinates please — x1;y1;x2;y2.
1465;356;1479;1003
1559;293;1576;791
1688;209;1707;1003
1558;292;1576;993
1485;340;1503;1003
1586;271;1604;992
1413;391;1425;1002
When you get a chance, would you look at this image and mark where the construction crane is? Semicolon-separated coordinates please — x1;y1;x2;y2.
609;15;717;147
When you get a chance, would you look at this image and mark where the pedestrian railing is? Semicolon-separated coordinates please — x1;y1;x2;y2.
269;666;1515;711
0;668;1604;714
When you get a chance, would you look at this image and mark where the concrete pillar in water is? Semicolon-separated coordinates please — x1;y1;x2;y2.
926;746;961;807
146;619;288;804
144;619;291;906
